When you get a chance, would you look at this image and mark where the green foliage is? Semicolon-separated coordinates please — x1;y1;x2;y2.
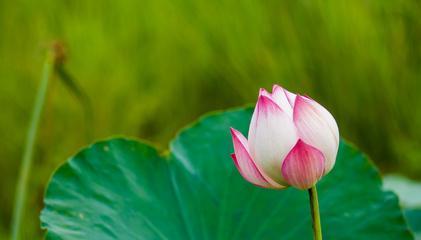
405;209;421;239
384;175;421;239
41;108;413;239
1;0;420;238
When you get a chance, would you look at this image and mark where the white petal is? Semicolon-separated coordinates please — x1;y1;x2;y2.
283;88;297;108
293;95;339;173
271;85;294;117
248;95;298;185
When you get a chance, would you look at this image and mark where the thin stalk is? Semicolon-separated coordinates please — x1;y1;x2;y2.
11;54;53;240
308;185;322;240
55;65;93;141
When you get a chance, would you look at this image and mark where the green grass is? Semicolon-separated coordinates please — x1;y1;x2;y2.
0;0;420;238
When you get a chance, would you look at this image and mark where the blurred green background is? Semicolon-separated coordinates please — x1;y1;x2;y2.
1;0;420;238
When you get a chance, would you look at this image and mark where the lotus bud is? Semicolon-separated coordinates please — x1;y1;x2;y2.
230;85;339;190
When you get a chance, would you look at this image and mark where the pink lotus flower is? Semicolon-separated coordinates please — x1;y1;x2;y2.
230;85;339;190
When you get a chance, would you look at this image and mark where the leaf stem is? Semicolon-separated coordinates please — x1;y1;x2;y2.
11;53;53;240
308;185;322;240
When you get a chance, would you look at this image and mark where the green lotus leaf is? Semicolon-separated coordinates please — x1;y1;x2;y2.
41;108;413;239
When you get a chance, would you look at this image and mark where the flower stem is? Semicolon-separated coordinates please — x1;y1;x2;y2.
309;185;322;240
11;53;53;240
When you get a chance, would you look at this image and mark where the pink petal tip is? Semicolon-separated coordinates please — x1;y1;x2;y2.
230;128;271;188
281;140;325;190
